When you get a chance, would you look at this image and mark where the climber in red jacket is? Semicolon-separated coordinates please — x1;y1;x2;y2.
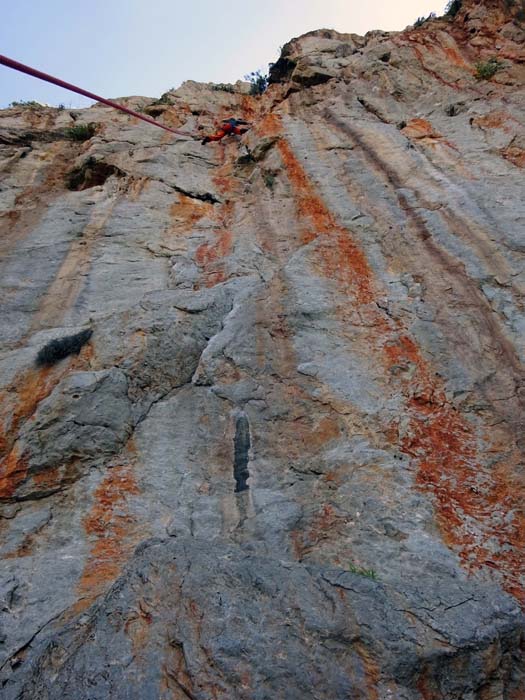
201;118;251;144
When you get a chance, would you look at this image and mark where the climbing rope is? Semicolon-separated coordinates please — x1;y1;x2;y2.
0;54;193;138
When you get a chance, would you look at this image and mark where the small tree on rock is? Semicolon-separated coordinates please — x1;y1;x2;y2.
445;0;462;17
244;70;268;96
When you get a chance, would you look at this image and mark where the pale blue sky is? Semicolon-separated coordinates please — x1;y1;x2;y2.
1;0;443;108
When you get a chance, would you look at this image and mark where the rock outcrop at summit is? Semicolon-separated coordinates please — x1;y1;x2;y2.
1;1;525;697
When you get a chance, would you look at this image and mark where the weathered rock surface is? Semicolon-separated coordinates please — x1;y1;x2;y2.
1;1;525;697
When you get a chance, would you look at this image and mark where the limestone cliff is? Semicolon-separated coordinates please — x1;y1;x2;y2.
1;1;525;697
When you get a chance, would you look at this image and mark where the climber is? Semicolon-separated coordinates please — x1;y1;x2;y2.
201;118;251;145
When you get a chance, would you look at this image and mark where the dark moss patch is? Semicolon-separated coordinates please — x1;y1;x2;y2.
36;329;93;367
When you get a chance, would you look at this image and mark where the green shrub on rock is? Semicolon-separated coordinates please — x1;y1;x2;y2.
65;123;97;141
475;57;504;80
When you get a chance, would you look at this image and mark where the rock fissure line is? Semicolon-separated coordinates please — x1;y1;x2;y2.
233;414;251;493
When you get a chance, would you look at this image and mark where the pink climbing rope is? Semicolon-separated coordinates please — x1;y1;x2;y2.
0;54;193;138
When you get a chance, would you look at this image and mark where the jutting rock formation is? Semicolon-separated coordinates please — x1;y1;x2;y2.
1;0;524;697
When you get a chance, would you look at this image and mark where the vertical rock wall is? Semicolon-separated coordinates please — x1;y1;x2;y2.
1;1;524;697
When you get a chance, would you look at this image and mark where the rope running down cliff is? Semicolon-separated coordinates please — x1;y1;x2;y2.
0;54;193;138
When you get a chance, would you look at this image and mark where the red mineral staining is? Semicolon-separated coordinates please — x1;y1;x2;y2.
264;114;525;605
276;138;375;305
0;366;54;453
31;464;63;494
0;342;95;500
169;196;214;232
195;230;233;268
193;200;235;289
443;45;471;69
502;144;525;168
409;44;464;91
256;112;282;137
0;446;29;500
293;503;346;558
240;94;257;121
195;229;233;288
76;463;140;608
402;118;443;140
0;366;60;499
402;118;459;151
384;333;525;605
354;642;381;700
473;111;512;130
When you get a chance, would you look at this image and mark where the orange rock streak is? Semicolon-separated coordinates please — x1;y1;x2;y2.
0;366;59;499
388;335;525;604
277;138;375;304
265;115;525;604
76;464;140;607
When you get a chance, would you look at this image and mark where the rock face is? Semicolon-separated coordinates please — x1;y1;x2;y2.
1;1;525;697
